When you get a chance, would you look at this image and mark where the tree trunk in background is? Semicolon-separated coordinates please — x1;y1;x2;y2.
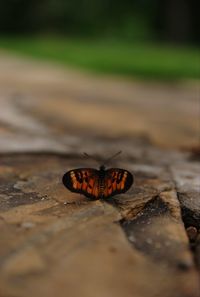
155;0;198;43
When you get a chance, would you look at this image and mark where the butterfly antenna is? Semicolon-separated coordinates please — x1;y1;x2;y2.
103;151;122;166
82;152;100;165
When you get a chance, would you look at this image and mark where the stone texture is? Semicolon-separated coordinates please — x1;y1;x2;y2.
0;52;200;297
0;154;199;297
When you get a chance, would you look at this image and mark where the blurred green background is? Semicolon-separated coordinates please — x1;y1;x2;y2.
0;0;199;80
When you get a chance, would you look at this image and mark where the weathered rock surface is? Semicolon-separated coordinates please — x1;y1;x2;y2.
0;52;199;297
0;154;199;297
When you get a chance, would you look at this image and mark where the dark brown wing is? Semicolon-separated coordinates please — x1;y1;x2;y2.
103;168;133;198
62;168;100;200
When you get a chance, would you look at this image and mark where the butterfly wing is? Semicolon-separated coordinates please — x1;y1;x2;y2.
103;168;133;198
62;168;100;200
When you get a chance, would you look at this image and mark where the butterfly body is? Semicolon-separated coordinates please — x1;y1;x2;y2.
62;165;133;200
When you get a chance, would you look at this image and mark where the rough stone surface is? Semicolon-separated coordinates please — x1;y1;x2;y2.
0;52;200;297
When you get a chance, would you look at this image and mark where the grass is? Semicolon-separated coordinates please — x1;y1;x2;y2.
0;36;199;80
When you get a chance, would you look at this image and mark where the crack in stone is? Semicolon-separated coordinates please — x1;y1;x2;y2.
167;166;200;273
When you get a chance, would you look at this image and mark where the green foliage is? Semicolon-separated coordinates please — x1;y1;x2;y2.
0;37;199;80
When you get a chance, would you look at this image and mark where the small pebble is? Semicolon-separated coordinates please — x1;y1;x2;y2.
186;226;198;241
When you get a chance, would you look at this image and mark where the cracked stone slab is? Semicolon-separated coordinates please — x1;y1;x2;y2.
171;162;200;227
0;52;199;297
0;154;199;297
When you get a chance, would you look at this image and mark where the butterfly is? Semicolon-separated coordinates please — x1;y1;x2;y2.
62;152;133;200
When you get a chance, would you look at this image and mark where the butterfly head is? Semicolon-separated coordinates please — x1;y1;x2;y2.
83;151;122;170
